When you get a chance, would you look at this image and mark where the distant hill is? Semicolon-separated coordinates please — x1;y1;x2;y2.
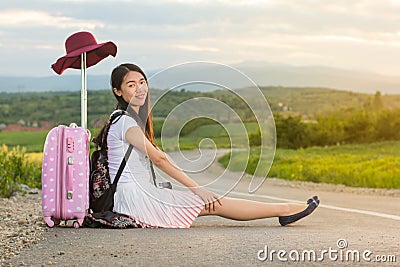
234;62;400;95
0;62;399;94
0;75;110;92
234;85;400;118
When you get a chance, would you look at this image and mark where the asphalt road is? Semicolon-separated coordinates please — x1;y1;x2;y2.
6;149;400;266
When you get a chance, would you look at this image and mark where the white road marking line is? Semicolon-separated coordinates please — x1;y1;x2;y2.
211;188;400;221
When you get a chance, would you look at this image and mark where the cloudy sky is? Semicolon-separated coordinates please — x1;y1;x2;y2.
1;0;400;77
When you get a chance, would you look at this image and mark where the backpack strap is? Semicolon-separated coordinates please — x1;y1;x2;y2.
149;158;172;189
110;110;171;189
112;144;133;186
149;160;157;187
108;110;133;186
110;110;127;124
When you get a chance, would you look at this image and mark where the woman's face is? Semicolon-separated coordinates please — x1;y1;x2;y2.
114;71;148;112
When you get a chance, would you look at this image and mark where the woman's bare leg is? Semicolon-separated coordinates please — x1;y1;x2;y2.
198;197;307;220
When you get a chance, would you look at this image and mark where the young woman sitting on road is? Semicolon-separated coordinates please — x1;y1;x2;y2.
94;63;320;228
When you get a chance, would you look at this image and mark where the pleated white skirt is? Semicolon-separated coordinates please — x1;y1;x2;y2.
113;182;205;228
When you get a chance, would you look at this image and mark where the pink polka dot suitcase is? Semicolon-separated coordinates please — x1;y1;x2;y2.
41;124;90;228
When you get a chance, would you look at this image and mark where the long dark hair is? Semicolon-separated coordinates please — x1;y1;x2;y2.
93;63;156;150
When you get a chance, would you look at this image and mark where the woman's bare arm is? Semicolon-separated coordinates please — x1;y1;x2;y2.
125;126;199;188
125;126;221;211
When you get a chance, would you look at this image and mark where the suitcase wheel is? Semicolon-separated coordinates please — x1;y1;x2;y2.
73;220;81;229
44;217;54;228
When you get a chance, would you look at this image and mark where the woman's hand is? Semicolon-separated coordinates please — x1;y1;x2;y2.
191;187;222;213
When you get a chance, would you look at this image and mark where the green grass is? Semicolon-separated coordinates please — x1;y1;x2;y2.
218;141;400;189
0;128;101;153
0;131;48;152
157;121;267;151
259;86;400;116
4;124;400;190
0;145;42;198
0;121;264;153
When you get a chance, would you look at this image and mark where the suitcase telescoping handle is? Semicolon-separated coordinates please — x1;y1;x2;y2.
67;157;74;199
81;52;87;129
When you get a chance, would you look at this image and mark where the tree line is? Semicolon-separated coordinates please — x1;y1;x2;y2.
274;105;400;149
2;89;400;149
0;89;255;127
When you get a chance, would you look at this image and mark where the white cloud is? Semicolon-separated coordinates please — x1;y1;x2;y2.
0;9;103;29
171;0;273;5
174;44;219;52
33;45;59;50
304;35;400;47
305;35;367;43
0;0;400;76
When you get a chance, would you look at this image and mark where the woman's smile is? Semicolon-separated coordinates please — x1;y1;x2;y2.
135;93;146;99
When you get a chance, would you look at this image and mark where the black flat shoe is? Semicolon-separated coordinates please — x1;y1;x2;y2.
279;196;320;226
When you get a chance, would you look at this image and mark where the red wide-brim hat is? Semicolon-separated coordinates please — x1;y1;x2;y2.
51;31;117;75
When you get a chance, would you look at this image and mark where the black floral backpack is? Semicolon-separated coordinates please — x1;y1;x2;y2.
84;111;139;228
84;110;170;228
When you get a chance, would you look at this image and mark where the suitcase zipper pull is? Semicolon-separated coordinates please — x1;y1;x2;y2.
67;137;74;152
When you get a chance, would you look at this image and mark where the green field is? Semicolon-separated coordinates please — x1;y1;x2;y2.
2;88;400;197
0;131;48;152
2;123;400;192
260;86;400;116
0;128;100;153
159;121;266;151
0;121;263;152
219;141;400;189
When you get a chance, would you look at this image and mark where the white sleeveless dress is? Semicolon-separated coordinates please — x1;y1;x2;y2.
107;113;204;228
